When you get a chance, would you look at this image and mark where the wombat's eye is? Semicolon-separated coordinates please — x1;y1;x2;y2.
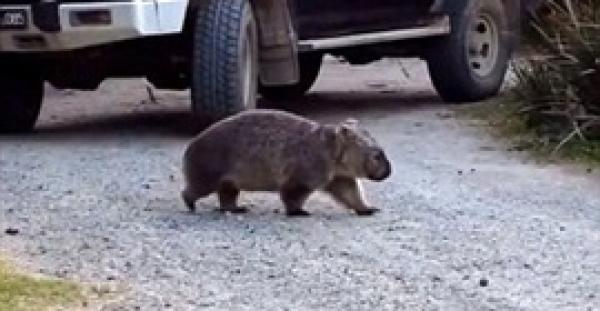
372;149;385;161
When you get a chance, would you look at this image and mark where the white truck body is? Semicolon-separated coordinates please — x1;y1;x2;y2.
0;0;188;51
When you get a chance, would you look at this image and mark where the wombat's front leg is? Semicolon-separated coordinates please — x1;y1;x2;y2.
182;184;215;213
280;184;313;217
217;182;248;214
325;177;380;216
182;189;197;213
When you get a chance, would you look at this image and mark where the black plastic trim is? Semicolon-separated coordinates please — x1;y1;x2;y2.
32;1;60;32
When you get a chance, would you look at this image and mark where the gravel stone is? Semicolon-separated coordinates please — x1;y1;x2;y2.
4;228;19;235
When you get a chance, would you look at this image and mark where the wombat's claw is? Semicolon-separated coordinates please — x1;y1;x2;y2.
355;207;380;216
220;207;249;214
286;209;311;217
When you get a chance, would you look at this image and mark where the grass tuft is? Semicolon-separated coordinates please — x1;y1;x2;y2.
459;97;600;165
0;260;83;311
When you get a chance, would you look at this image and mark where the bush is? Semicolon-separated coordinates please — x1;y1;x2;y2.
513;0;600;153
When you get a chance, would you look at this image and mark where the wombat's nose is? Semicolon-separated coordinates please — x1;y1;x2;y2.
380;165;392;180
370;161;392;181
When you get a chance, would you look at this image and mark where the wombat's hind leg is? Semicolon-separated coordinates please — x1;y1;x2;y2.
325;177;380;216
280;184;313;217
217;181;248;214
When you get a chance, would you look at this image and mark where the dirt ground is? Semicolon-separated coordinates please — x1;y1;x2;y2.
1;58;599;310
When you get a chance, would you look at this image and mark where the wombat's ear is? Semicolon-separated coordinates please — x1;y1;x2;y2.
322;125;343;159
321;124;339;145
337;118;359;136
336;125;350;138
342;118;359;128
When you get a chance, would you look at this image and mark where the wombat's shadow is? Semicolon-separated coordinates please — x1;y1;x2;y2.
147;191;388;231
155;203;377;230
1;90;443;142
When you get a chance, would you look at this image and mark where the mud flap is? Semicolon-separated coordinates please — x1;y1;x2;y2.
252;0;300;86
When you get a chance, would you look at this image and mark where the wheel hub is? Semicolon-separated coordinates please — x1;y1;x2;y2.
468;14;499;77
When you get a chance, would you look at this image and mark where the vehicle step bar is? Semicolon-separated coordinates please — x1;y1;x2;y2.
298;16;450;51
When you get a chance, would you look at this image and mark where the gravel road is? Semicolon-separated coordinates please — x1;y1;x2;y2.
1;58;600;310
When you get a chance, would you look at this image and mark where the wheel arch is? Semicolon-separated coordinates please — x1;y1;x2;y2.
501;0;522;51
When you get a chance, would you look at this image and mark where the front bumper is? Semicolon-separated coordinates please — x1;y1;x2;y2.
0;1;180;52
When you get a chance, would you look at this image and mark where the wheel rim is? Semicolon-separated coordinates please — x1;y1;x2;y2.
468;13;499;78
241;24;256;109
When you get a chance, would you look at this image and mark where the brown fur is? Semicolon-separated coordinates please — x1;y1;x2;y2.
181;109;391;216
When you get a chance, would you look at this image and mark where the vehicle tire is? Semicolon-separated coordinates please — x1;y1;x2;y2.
426;0;512;102
0;67;44;133
191;0;258;123
259;53;323;102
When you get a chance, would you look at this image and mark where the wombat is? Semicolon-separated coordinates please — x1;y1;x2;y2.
181;109;391;216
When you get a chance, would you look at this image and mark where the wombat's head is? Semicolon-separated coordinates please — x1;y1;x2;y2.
333;119;392;181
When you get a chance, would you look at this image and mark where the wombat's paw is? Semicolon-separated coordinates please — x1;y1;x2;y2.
355;207;380;216
182;191;196;213
286;209;311;217
185;202;196;213
220;207;249;214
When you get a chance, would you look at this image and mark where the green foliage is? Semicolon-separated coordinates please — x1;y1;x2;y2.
509;0;600;155
460;95;600;165
0;260;83;311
